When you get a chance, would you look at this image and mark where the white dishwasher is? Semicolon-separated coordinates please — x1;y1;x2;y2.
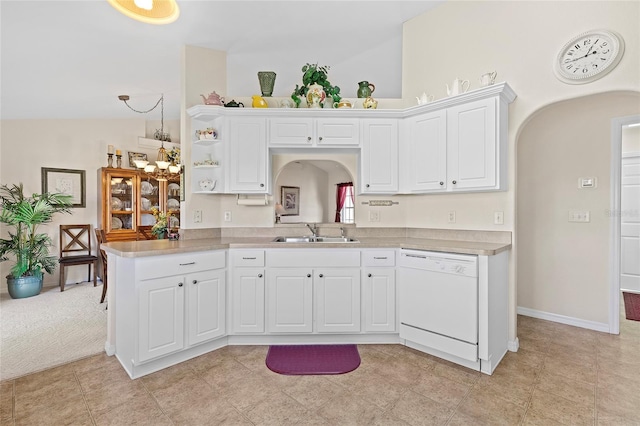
399;249;479;363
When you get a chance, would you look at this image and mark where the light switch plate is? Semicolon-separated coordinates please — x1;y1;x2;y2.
448;211;456;223
494;211;504;225
569;210;590;222
193;210;202;223
369;211;380;222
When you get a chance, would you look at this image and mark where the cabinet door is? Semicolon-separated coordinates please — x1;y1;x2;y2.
447;98;497;190
269;117;314;146
101;168;139;241
316;118;360;147
360;119;399;193
138;275;184;362
231;268;265;333
363;268;396;332
186;269;225;346
404;111;447;192
228;117;268;193
315;268;361;333
267;268;313;333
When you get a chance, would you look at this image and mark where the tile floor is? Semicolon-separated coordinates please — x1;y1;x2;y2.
1;313;639;425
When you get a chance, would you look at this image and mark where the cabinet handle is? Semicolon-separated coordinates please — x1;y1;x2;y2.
318;136;323;141
178;282;183;287
365;184;370;188
439;181;444;186
452;180;457;184
260;183;264;187
368;273;372;278
192;280;198;285
179;262;195;266
242;257;256;260
307;136;312;142
258;274;263;278
319;274;324;278
307;274;311;278
373;257;387;260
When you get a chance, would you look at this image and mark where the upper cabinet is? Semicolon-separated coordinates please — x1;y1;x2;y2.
401;83;516;194
269;117;360;147
187;83;516;196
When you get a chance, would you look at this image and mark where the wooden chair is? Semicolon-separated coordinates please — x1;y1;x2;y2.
95;228;108;304
136;225;156;241
58;225;98;291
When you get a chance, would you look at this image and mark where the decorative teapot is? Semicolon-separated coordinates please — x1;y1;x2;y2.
362;96;378;110
446;78;470;97
416;92;434;105
224;99;244;108
357;81;376;98
333;99;354;109
200;91;224;106
479;71;497;87
252;95;268;108
198;178;216;191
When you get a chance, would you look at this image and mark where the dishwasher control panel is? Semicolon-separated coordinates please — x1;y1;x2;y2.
399;249;478;278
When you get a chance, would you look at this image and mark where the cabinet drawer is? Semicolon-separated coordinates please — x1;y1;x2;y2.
231;250;265;267
267;249;360;267
362;250;396;267
136;250;225;280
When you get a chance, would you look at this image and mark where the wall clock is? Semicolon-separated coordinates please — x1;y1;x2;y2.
553;29;625;84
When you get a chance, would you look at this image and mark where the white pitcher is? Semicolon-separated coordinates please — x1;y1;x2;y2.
479;71;497;87
446;78;470;96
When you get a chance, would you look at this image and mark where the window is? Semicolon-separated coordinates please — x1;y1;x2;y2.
338;183;355;224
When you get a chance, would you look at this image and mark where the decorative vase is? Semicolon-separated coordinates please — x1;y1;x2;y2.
257;71;276;97
156;231;166;240
306;83;326;108
7;274;43;299
357;81;376;98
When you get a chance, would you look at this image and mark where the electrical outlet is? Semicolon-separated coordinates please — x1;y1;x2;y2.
193;210;202;223
369;211;380;222
494;211;504;225
568;210;590;222
224;211;232;222
448;211;456;223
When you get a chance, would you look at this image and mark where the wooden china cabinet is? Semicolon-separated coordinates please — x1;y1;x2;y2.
98;167;181;242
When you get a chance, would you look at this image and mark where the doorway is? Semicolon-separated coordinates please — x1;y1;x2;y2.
610;115;640;334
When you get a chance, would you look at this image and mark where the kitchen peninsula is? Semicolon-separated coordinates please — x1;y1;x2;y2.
103;228;510;379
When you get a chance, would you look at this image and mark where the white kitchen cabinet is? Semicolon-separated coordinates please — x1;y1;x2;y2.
231;267;265;333
267;268;313;333
138;275;185;362
360;119;399;194
269;117;360;147
402;110;447;192
315;268;361;333
228;116;269;193
363;268;396;332
186;269;226;346
447;98;498;191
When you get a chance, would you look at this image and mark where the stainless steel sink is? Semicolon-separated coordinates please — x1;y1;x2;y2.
272;236;359;243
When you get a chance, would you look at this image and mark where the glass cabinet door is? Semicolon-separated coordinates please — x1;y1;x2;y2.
108;174;136;232
139;177;161;227
166;181;181;230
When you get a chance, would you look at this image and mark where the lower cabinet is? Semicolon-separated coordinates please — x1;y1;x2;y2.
231;267;265;333
186;269;226;346
267;268;313;333
315;268;361;333
362;268;396;332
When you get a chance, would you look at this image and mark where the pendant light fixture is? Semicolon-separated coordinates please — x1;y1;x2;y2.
107;0;180;25
118;94;181;182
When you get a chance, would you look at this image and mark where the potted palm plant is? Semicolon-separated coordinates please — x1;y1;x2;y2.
0;183;72;298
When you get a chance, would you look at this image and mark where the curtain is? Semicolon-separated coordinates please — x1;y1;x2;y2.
335;182;353;222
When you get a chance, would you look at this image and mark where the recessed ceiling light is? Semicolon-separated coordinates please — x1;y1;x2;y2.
107;0;180;25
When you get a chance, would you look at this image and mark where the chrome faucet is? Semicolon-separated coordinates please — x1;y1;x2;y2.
306;223;318;237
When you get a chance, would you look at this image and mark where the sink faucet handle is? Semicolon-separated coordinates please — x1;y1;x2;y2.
340;227;345;237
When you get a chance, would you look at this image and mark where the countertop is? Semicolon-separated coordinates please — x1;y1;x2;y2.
102;236;511;258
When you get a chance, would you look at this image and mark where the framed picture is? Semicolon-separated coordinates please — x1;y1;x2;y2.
281;186;300;216
128;151;147;168
41;167;86;208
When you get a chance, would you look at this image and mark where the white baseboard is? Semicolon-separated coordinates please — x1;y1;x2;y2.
517;306;611;333
508;337;519;352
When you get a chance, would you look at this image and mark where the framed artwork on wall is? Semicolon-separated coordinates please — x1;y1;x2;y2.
128;151;147;168
41;167;86;208
281;186;300;216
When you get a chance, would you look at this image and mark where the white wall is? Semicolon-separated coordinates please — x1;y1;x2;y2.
622;125;640;154
401;1;640;337
275;162;328;224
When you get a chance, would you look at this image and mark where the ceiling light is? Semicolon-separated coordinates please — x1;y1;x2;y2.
118;93;182;182
107;0;180;25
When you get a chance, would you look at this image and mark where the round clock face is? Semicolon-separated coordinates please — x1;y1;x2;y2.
554;29;625;84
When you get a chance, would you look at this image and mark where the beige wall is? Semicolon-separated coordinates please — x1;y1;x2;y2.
518;92;640;324
401;1;640;336
622;125;640;154
275;162;328;224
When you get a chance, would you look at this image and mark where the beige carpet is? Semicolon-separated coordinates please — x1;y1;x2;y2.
0;282;107;381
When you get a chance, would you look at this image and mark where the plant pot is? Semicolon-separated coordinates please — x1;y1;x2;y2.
7;274;43;299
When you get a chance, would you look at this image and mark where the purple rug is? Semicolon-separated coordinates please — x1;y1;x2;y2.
623;292;640;321
265;344;361;375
